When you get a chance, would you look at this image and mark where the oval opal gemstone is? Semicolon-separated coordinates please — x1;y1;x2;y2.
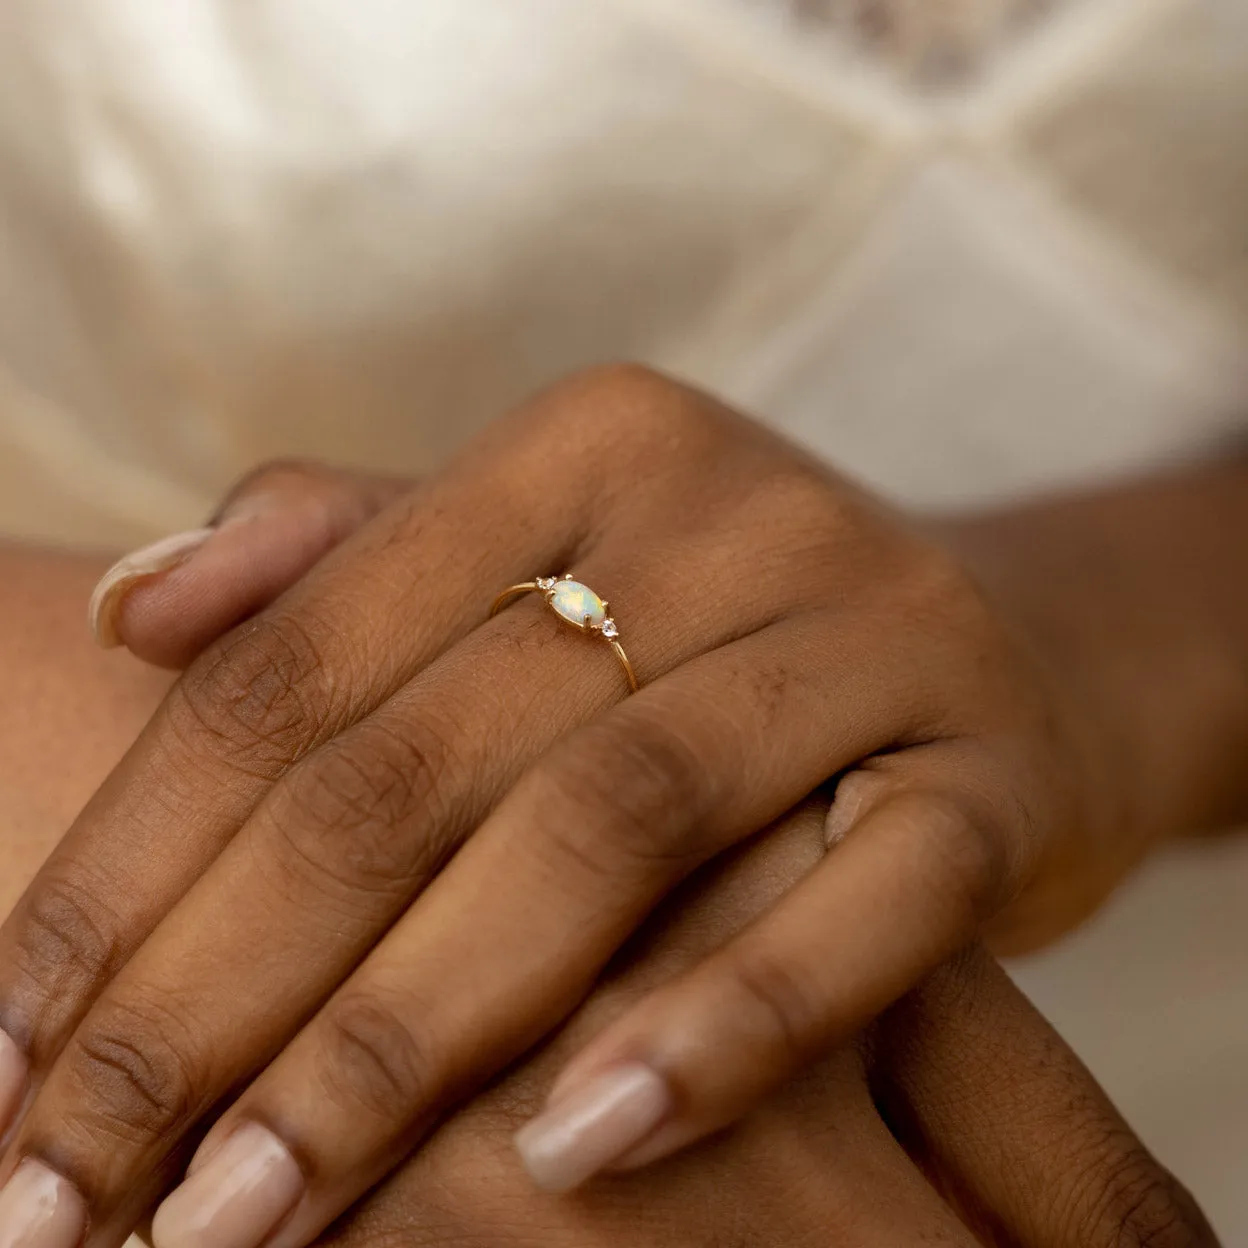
549;580;606;628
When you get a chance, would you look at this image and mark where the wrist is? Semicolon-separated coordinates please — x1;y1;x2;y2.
934;462;1248;845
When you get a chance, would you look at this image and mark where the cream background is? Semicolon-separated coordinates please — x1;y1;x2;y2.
0;0;1244;1237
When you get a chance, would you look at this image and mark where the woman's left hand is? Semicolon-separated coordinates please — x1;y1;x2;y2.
0;366;1128;1248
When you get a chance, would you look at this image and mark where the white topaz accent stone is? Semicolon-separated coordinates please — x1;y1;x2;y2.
549;580;606;629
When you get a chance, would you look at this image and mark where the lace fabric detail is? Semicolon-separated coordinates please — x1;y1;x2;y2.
727;0;1062;83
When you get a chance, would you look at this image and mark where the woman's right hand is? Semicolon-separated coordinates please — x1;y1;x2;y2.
305;801;1216;1248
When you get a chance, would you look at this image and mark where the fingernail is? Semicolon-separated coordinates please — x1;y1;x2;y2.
152;1123;303;1248
88;529;215;647
0;1030;28;1145
0;1161;87;1248
514;1063;671;1193
823;772;879;848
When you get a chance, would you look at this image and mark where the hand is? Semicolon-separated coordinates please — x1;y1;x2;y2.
298;806;1219;1248
0;725;1212;1248
0;367;1189;1248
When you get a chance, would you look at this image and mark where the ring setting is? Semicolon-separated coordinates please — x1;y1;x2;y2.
490;573;637;692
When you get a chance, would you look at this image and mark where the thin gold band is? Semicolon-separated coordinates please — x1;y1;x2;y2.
490;576;639;694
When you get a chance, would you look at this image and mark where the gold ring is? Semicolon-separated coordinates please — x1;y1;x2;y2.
490;574;639;693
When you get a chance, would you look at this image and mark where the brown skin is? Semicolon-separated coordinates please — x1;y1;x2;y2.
0;366;1243;1247
945;453;1248;949
0;565;1215;1246
0;545;175;919
308;826;1218;1248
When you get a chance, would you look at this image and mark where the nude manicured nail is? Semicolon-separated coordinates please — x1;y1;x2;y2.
152;1123;303;1248
515;1063;671;1193
0;1161;87;1248
88;529;215;647
0;1029;28;1143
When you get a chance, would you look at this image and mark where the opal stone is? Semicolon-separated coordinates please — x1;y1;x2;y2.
549;579;606;629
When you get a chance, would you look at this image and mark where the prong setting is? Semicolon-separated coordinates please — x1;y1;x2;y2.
490;575;637;693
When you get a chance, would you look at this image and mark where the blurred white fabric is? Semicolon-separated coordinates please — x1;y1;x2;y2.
0;0;1244;542
0;0;1244;1236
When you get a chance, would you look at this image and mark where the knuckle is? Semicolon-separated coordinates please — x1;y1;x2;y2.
541;363;712;448
899;538;983;618
899;787;1010;919
170;611;336;775
221;460;407;540
317;992;439;1121
561;361;677;412
740;465;846;535
863;537;997;662
901;544;1017;686
220;457;328;507
10;875;123;1038
538;720;711;879
273;720;452;900
724;947;820;1068
1074;1143;1214;1248
60;993;209;1147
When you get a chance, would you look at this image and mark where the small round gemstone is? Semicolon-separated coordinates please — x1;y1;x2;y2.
601;618;619;639
536;576;557;591
549;580;606;629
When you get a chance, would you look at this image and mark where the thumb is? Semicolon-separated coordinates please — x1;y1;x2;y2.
88;460;413;670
